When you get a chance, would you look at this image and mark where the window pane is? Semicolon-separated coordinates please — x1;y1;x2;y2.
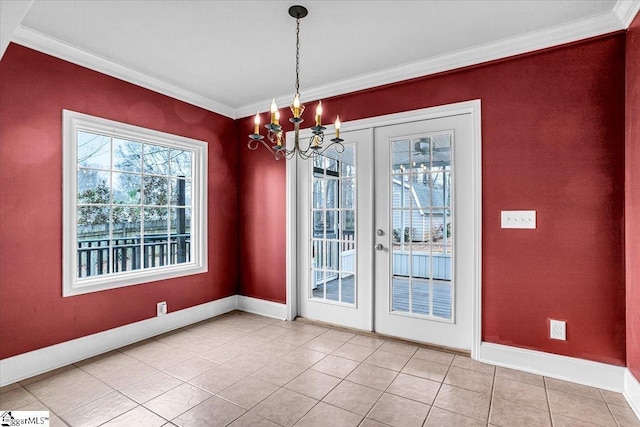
432;245;451;280
113;173;141;205
312;240;323;269
325;179;338;208
143;176;169;205
340;145;355;177
313;155;325;171
393;175;412;209
77;207;110;278
411;279;430;315
77;169;110;204
326;270;340;302
392;210;413;245
112;208;141;273
433;281;452;319
313;180;324;209
431;210;446;244
431;134;451;171
170;207;191;265
313;211;324;238
113;138;142;172
144;145;170;175
78;131;111;169
78;204;110;227
392;277;410;313
429;172;451;208
170;178;192;206
342;211;355;239
312;269;326;298
326;157;338;173
144;207;168;228
170;149;192;177
144;207;168;268
341;178;354;209
325;210;338;239
392;139;411;173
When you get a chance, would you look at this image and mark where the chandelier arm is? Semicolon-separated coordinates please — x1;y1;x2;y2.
248;137;277;155
313;140;346;157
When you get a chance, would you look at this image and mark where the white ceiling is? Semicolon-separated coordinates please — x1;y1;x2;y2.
3;0;639;118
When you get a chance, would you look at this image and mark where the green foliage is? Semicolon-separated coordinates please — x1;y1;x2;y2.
392;227;416;243
77;181;110;225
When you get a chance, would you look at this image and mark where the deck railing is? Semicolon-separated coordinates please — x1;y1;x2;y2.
77;234;190;277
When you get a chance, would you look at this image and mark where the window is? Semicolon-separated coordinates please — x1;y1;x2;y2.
63;110;207;296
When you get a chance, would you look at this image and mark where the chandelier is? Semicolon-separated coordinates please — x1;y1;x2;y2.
248;5;344;160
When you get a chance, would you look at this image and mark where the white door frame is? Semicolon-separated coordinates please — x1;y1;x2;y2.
286;99;482;358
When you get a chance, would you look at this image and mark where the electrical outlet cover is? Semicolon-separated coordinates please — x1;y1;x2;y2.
550;319;566;340
157;301;167;316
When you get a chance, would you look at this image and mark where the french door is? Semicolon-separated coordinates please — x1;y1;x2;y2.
296;129;374;331
295;104;479;351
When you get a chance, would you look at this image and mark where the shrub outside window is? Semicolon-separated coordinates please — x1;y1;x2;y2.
63;110;207;296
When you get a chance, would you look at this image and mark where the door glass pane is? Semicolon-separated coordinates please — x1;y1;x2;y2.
431;134;452;171
310;143;357;306
390;132;454;320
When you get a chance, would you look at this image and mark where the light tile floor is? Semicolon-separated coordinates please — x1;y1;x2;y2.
1;311;638;427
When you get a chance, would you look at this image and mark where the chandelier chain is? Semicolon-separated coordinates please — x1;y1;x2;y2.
295;17;300;95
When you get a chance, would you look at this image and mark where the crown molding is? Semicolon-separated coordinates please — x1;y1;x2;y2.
615;0;640;27
11;6;630;121
12;25;237;119
234;10;625;118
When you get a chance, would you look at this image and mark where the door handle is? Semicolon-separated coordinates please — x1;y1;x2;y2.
375;243;384;251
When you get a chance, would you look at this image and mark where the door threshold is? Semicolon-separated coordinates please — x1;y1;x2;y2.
294;316;470;357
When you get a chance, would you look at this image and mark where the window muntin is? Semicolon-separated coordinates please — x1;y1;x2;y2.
63;110;207;296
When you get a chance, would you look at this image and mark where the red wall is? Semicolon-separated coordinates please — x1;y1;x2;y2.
239;34;626;365
237;142;287;303
626;12;640;380
0;45;239;359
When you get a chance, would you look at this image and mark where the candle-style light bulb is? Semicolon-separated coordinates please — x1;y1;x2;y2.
315;101;323;126
270;99;277;124
274;110;280;126
292;93;301;118
335;116;341;139
254;112;260;135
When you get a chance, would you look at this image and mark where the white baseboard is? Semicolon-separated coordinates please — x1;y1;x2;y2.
236;295;287;320
625;369;640;419
0;296;237;387
478;342;626;392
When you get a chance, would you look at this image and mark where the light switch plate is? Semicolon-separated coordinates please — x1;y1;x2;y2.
501;210;536;229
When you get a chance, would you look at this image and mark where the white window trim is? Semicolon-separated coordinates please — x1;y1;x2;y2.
62;110;208;297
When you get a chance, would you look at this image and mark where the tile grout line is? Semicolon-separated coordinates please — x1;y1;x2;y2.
543;376;555;427
424;354;456;425
599;388;623;427
486;366;497;426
